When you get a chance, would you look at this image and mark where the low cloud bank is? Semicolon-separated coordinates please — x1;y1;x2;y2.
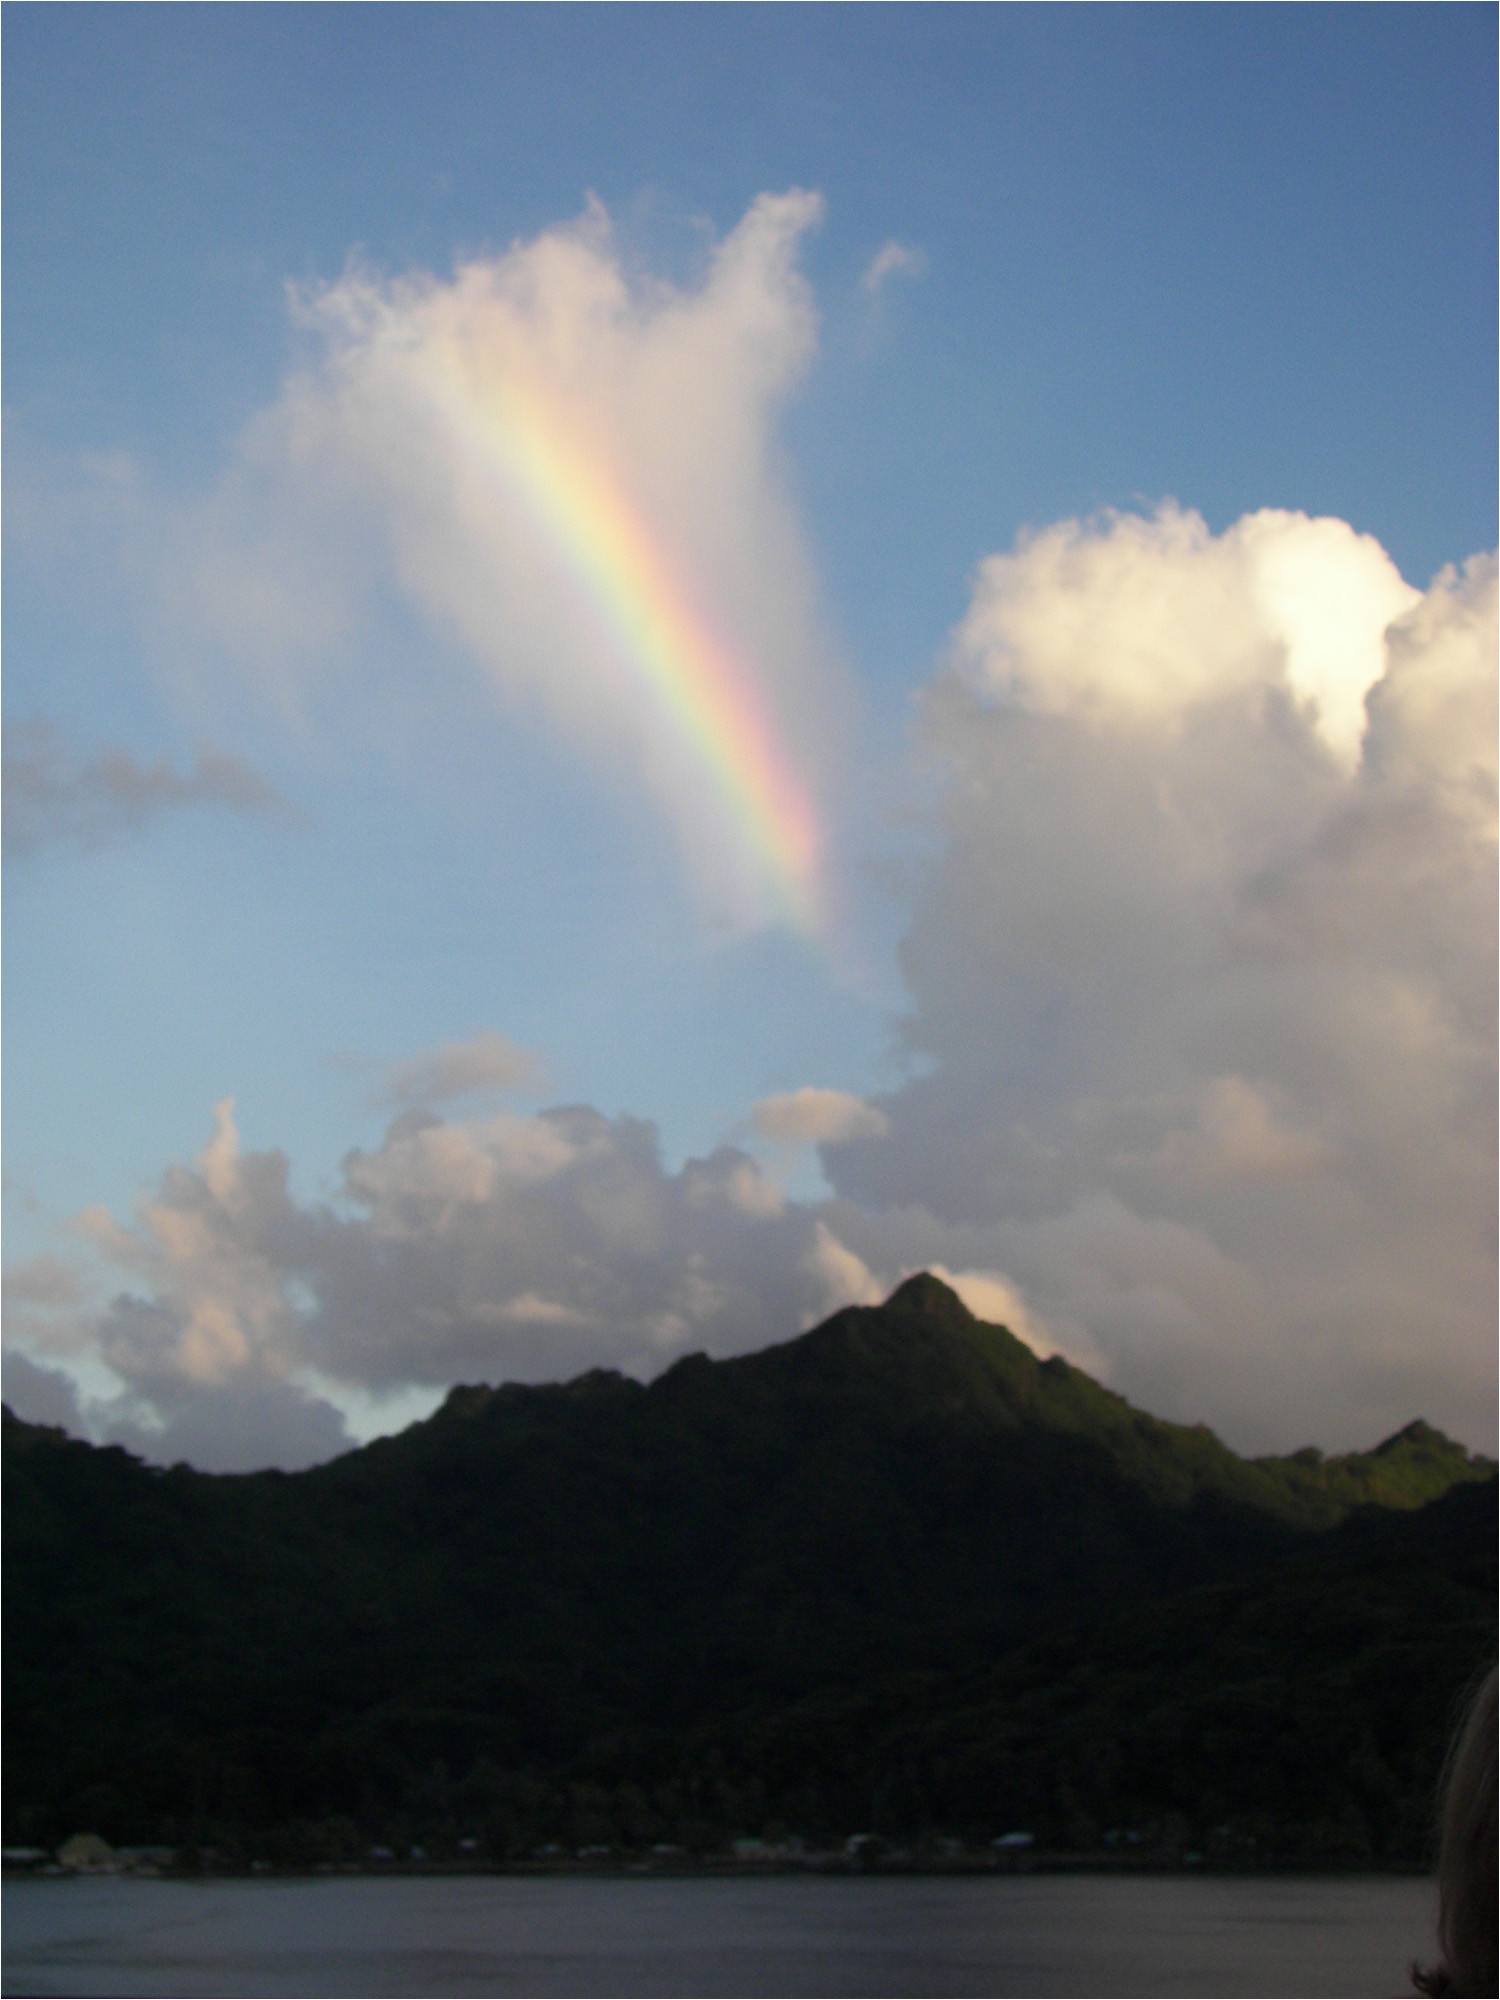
5;509;1493;1468
4;1097;882;1472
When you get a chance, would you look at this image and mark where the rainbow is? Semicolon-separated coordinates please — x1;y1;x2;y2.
418;353;823;933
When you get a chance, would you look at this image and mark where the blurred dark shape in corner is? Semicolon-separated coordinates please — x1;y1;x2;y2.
1412;1664;1497;1998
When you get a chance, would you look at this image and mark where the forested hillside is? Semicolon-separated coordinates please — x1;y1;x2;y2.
6;1275;1493;1865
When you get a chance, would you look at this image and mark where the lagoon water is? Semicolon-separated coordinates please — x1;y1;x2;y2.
4;1871;1435;1998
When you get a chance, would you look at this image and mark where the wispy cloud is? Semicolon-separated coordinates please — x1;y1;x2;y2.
3;720;284;858
381;1030;546;1108
862;239;926;295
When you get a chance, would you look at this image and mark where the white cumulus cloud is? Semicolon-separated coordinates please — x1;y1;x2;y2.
2;1095;884;1469
953;504;1419;767
752;1086;891;1145
824;511;1497;1454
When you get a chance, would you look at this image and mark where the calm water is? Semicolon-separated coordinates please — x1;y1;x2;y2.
3;1871;1436;1999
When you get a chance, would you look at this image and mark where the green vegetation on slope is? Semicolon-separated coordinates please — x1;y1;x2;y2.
5;1275;1493;1862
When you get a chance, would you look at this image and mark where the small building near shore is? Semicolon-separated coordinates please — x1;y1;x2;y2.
57;1834;116;1872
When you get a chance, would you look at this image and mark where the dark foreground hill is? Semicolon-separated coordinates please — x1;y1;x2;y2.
5;1274;1494;1864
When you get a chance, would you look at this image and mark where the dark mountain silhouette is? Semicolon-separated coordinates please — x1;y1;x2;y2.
5;1274;1494;1864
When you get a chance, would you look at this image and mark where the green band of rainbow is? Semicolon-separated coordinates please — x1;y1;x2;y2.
418;352;823;933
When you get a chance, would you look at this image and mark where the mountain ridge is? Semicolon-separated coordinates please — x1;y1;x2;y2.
4;1273;1494;1862
395;1270;1490;1530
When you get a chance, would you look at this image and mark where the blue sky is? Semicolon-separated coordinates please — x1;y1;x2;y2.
5;4;1495;1470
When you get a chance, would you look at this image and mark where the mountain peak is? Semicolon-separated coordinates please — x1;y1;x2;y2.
1368;1417;1481;1462
884;1271;972;1321
1374;1418;1442;1450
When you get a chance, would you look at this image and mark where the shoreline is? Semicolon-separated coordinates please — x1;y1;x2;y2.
5;1853;1433;1883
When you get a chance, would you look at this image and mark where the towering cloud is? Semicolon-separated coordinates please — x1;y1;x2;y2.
822;510;1497;1452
